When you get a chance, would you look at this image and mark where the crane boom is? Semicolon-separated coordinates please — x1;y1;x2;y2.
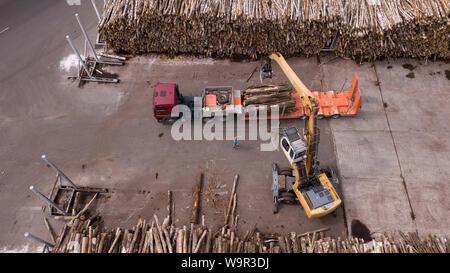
267;52;342;218
268;53;315;106
268;52;319;176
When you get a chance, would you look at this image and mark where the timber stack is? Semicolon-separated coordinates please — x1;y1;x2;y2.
241;83;297;115
98;0;449;61
337;0;450;61
49;177;449;253
50;212;450;253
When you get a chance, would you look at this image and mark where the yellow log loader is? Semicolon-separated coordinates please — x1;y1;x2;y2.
266;53;357;218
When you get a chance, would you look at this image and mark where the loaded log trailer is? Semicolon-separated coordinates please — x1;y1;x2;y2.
153;74;362;123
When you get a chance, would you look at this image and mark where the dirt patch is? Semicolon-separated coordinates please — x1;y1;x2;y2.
387;65;392;69
445;70;450;80
402;64;416;71
428;140;447;152
406;72;415;79
351;219;372;242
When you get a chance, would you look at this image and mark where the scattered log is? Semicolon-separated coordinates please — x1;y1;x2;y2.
108;228;122;253
167;190;173;225
193;230;208;253
153;214;167;253
176;229;184;253
48;172;449;254
43;217;56;244
224;175;239;226
191;173;203;224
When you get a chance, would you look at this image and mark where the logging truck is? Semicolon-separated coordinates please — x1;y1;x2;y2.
153;60;361;123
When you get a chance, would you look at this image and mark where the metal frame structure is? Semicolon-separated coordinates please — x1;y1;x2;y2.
321;1;349;52
66;6;125;84
29;155;108;217
91;0;106;46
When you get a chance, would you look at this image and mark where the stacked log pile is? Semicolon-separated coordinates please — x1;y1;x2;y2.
241;83;297;115
50;213;449;253
98;0;449;61
98;0;343;59
49;185;449;253
337;0;450;61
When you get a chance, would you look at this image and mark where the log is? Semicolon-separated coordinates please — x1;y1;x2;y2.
153;214;168;253
298;227;330;238
128;218;142;253
52;224;68;253
88;226;93;253
193;229;208;253
75;193;98;219
43;217;56;244
162;217;173;253
224;175;239;226
192;227;198;253
176;229;184;253
81;236;89;253
291;232;299;253
191;173;203;224
230;193;237;227
149;225;155;253
138;221;147;253
167;190;173;225
121;229;129;253
152;227;164;254
205;228;212;253
97;232;108;253
108;228;122;253
278;236;287;253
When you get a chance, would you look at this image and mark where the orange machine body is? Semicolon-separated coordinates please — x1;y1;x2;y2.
244;73;362;120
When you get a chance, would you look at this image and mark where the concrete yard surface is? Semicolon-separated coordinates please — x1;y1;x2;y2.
0;0;449;252
0;0;346;252
322;56;450;237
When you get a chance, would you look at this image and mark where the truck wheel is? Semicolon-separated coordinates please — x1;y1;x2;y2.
217;94;229;104
278;167;293;176
332;114;340;119
317;115;324;120
280;192;295;204
157;118;163;123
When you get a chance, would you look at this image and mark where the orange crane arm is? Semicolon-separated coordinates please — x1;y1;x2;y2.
268;52;318;176
268;53;316;108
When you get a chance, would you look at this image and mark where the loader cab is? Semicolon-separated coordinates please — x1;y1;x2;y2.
153;83;181;121
280;127;308;164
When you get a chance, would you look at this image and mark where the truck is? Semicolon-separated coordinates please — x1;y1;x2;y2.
153;58;362;123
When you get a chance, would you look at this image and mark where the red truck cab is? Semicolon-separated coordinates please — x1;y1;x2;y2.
153;83;180;122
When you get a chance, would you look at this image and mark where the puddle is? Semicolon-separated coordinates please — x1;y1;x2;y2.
59;54;79;72
66;0;81;5
351;219;372;242
406;72;415;79
402;64;416;71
